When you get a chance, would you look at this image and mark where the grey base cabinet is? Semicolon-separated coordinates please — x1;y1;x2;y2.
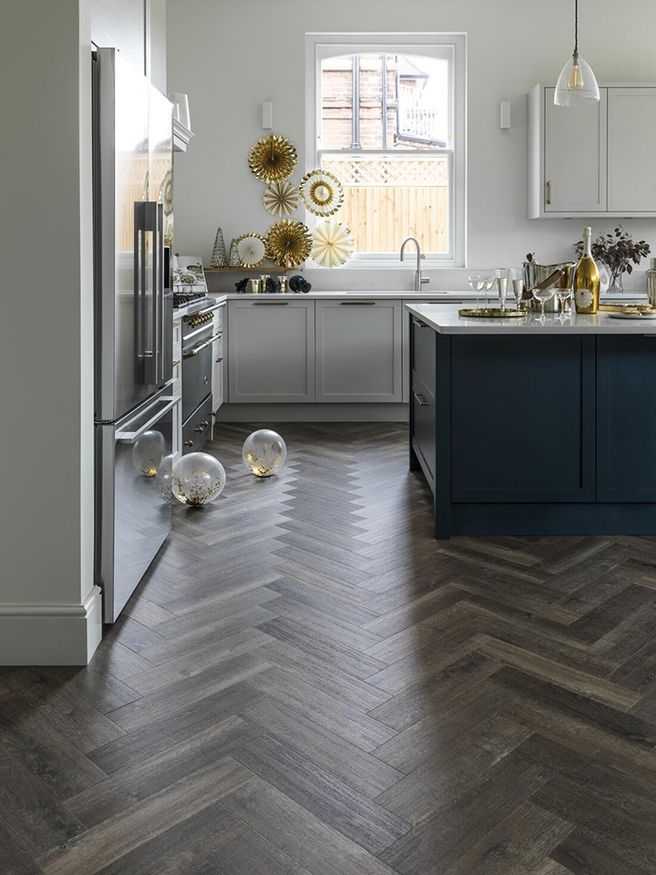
315;301;403;402
228;300;315;403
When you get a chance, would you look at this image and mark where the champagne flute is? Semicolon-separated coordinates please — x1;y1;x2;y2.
532;285;555;322
510;268;525;310
496;268;509;311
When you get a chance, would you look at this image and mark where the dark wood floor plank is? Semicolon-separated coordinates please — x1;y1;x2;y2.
208;827;311;875
39;757;252;875
232;732;409;853
238;695;403;798
221;777;397;875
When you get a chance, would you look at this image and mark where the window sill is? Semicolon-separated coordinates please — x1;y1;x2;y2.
307;260;464;270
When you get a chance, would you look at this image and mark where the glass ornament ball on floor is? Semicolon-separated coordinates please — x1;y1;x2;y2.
172;452;226;506
132;430;166;476
156;454;176;504
242;429;287;478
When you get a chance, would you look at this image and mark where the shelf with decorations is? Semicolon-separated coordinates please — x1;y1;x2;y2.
205;266;292;273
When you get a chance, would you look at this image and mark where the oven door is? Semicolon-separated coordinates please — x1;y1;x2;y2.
182;324;219;422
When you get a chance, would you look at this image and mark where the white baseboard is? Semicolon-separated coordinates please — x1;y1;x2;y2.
216;403;409;423
0;585;103;666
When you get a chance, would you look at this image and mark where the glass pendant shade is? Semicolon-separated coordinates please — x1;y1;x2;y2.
554;51;600;106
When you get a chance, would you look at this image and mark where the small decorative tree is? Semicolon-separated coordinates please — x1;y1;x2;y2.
574;226;650;292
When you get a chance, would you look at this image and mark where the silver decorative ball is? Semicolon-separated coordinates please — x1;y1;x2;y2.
242;429;287;478
172;452;226;506
156;453;176;504
132;430;165;477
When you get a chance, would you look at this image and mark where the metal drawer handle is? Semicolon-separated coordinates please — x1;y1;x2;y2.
413;319;428;329
340;301;376;305
184;439;194;447
183;332;222;359
546;179;552;206
215;356;224;363
252;301;289;306
413;391;429;407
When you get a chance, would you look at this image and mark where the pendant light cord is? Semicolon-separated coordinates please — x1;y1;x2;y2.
574;0;579;54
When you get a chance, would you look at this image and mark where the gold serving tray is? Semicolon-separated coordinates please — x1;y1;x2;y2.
599;303;656;314
458;307;528;319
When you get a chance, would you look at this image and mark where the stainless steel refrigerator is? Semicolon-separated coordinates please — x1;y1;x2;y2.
93;48;179;623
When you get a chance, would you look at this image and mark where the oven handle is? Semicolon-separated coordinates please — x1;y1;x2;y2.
183;322;216;344
116;395;180;443
183;332;222;359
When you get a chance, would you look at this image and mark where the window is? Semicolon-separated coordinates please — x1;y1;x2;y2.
306;34;466;267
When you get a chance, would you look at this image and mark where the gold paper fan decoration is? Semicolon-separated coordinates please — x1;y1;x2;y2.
248;135;297;183
263;180;299;217
266;220;312;269
299;169;344;216
311;220;354;268
235;233;268;269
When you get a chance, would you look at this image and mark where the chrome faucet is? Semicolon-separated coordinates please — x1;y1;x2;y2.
400;237;430;291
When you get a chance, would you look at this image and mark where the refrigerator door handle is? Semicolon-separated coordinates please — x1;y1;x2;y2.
134;202;147;375
156;202;165;384
116;394;180;443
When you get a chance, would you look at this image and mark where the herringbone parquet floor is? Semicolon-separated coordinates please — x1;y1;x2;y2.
3;423;656;873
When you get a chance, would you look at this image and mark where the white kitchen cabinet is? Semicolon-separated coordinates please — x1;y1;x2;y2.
608;88;656;213
316;300;403;402
228;300;315;403
211;304;225;429
544;87;607;214
528;83;656;218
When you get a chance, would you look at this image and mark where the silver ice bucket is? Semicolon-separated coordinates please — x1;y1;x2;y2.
523;259;575;312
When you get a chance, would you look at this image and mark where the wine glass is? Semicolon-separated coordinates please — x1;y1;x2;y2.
467;273;485;308
533;285;555;322
481;274;495;309
510;268;525;310
555;266;574;320
496;268;509;311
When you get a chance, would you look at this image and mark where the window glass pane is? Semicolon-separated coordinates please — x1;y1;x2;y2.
321;153;449;255
320;53;449;151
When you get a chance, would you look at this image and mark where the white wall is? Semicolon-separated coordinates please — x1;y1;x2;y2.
0;0;101;664
167;0;656;293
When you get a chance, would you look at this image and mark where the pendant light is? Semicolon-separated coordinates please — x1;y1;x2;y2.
554;0;600;106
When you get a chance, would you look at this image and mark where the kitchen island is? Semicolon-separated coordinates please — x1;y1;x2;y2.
406;303;656;539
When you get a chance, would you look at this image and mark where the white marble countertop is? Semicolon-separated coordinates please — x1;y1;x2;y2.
172;291;648;320
405;302;656;334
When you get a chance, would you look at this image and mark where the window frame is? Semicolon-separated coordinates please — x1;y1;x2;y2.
305;32;467;269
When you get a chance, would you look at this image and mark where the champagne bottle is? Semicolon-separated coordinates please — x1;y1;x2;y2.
573;226;600;314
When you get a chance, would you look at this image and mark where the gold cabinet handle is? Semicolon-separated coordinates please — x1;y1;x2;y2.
546;179;552;206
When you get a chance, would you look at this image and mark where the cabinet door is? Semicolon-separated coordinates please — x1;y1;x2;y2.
608;88;656;213
211;304;225;414
228;300;315;403
316;301;402;402
597;335;656;501
451;335;596;502
544;87;607;213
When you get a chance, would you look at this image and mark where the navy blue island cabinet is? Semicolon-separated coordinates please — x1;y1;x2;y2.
408;307;656;539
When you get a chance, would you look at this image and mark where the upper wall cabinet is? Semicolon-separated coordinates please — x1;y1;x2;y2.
528;83;656;218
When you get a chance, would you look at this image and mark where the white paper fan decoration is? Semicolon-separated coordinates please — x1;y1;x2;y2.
235;233;267;268
311;220;354;268
263;180;299;217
